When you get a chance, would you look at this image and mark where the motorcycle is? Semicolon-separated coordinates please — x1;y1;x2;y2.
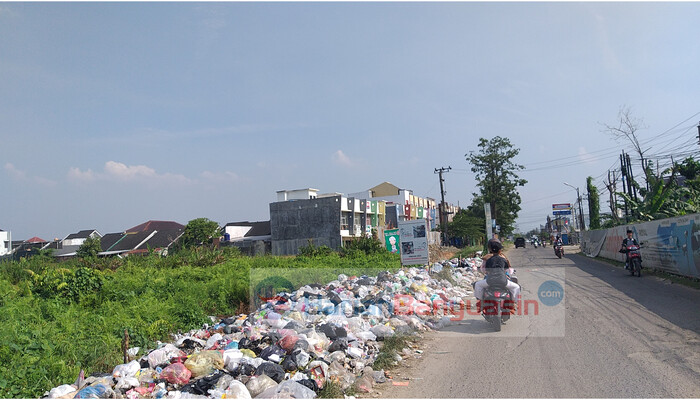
623;244;643;277
533;241;539;248
554;244;564;258
475;269;518;332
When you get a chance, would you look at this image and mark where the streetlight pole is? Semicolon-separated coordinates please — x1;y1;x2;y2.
564;182;586;231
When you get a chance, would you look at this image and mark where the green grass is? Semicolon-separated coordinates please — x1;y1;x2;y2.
0;248;401;398
371;334;415;371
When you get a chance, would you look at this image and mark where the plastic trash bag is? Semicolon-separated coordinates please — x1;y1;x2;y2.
46;384;77;398
115;377;140;390
328;361;355;390
74;384;113;399
355;331;377;342
148;344;186;369
281;353;299;372
222;379;251;399
328;338;348;353
206;333;224;349
245;375;278;398
260;344;286;362
255;362;285;383
112;360;141;378
370;325;394;339
279;334;300;351
160;363;192;385
181;370;224;395
346;347;363;359
184;350;224;378
354;375;373;393
256;380;317;399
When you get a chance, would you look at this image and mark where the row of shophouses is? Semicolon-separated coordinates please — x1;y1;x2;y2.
1;181;459;259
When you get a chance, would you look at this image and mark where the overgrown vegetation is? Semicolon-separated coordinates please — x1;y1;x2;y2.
0;246;400;398
371;334;415;370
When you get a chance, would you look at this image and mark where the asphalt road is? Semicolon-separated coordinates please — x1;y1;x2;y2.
380;245;700;398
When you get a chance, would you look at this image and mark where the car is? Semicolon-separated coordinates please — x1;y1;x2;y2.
514;237;526;248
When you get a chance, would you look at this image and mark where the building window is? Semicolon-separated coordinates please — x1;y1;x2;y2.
341;213;349;230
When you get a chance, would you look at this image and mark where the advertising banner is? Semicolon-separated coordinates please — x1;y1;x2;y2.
398;219;429;265
581;214;700;278
384;229;400;254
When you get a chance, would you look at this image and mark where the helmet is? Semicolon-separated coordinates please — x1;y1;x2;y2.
487;238;503;253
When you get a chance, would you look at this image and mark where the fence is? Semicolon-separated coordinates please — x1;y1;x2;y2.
581;214;700;279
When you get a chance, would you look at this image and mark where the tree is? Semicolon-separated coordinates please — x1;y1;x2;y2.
602;106;650;189
586;176;601;230
179;218;221;249
76;236;101;259
448;206;486;246
618;164;684;221
466;136;527;235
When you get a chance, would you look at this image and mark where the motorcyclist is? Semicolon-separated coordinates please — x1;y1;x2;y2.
474;238;521;310
553;235;564;254
620;229;640;270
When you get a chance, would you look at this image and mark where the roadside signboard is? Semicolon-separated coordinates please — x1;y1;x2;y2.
398;219;429;265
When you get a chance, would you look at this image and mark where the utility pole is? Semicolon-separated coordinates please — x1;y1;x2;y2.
697;121;700;145
620;152;629;222
434;166;452;246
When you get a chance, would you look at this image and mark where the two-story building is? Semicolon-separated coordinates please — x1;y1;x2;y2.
270;188;387;256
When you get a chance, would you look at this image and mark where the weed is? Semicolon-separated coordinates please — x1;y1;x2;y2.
318;380;345;399
371;334;414;370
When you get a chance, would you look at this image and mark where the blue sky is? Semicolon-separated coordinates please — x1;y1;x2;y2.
2;2;699;240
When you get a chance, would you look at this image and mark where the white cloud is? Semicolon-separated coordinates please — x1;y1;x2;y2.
332;150;354;167
5;163;26;180
67;167;96;182
6;162;56;186
68;161;191;184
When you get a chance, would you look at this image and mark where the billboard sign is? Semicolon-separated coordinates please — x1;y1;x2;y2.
398;219;429;265
552;203;572;210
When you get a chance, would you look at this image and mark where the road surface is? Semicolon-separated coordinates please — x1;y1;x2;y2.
379;245;700;398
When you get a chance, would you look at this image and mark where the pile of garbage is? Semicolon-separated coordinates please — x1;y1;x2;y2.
45;260;481;399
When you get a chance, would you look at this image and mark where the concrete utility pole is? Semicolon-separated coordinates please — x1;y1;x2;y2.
435;166;452;245
564;182;586;231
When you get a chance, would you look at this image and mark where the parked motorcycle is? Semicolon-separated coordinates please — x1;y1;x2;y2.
623;244;643;277
554;244;564;258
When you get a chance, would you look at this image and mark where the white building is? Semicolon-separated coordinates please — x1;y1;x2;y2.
0;229;10;256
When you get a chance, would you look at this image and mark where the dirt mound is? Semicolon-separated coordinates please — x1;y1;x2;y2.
429;244;460;262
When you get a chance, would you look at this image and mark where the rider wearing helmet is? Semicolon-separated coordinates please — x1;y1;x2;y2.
474;238;521;308
620;229;640;270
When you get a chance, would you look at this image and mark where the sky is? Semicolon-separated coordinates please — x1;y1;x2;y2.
2;2;700;240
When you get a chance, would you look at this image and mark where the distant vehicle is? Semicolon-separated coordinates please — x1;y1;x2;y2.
514;237;526;248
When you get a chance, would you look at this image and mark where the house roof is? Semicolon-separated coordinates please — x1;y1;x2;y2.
245;221;271;237
64;229;99;240
100;232;127;251
104;231;154;252
137;229;184;250
25;236;47;243
51;245;81;257
126;220;185;233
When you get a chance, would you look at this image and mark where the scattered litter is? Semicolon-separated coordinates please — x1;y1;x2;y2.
44;258;482;398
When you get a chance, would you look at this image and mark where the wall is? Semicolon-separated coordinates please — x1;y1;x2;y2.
270;195;342;255
0;231;9;256
581;214;700;278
